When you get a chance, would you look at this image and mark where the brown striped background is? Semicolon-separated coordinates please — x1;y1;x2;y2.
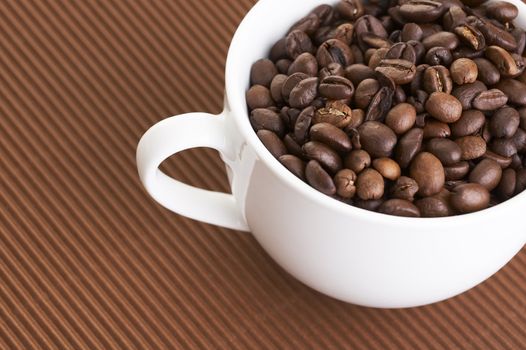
1;1;525;349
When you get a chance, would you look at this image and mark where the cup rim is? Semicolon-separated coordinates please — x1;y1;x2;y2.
225;0;526;226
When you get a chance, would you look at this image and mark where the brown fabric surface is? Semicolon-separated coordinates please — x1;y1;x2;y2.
1;0;525;349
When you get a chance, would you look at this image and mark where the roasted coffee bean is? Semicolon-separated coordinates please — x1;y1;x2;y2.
473;58;500;86
426;138;462;165
512;27;526;55
286;30;314;59
490;107;520;138
293;106;314;144
310;4;336;26
331;23;356;45
355;15;388;50
361;33;392;48
497;168;517;199
451;110;485;137
410;64;428;93
423;65;453;94
348;109;365;129
399;0;445;23
336;0;365;20
483;150;513;168
257;130;287;158
356;168;385;200
450;58;478;85
415;197;450;217
477;19;518;52
450;183;490;213
250;109;285;137
270;38;287;61
443;6;467;31
469;158;503;191
396;128;424;168
485;1;519;23
282;73;309;102
288;52;318;76
310;122;352;152
425;47;453;66
305;160;336;195
515;169;526;194
422;31;460;51
365;84;395;122
491;137;518;157
452;81;487;110
280;106;300;129
385;103;416;135
270;74;287;104
373;157;401;180
246;85;275;110
425;92;462;123
251;59;278;87
375;59;416;85
407;40;426;63
423;120;451;139
485;46;522;78
289;13;320;36
520;108;526;130
513;128;526;152
401;23;423;42
378;199;421;217
289;77;319;109
410;152;445;196
317;39;354;67
279;154;306;180
454;24;486;51
313;100;354;128
319;76;354;100
444;161;470;180
275;59;292;74
495;79;526;106
334;169;358;198
456;135;487;160
319;63;344;81
303;141;342;174
510;153;523;169
345;64;375;86
358;121;398;158
283;134;303;157
407;90;429;114
472;89;508;111
391;176;419;201
367;48;390;69
385;42;417;63
394;86;407;104
354;78;380;109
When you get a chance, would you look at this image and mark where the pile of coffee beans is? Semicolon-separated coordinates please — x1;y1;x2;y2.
247;0;526;217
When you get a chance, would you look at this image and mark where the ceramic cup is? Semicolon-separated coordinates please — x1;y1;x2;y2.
137;0;526;307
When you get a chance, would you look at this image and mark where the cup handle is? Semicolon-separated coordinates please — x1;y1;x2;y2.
136;112;249;231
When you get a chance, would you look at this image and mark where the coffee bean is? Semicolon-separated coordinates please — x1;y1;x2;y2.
469;158;503;191
415;197;450;217
361;33;392;49
495;79;526;106
313;100;354;128
450;183;490;213
407;40;426;63
399;0;445;23
289;77;319;109
425;47;453;66
454;24;486;51
246;85;274;110
310;122;352;153
345;64;375;86
425;92;462;123
472;89;508;111
344;150;371;173
275;59;292;74
305;160;336;195
394;86;407;104
257;130;287;159
450;109;485;137
334;169;358;198
365;84;395;122
423;65;453;94
348;109;365;129
497;168;517;199
331;23;356;45
483;150;513;168
402;23;423;42
279;154;306;180
489;107;520;138
423;119;451;139
286;30;314;60
396;128;424;168
367;48;389;69
270;74;287;104
358;121;398;158
443;6;467;31
515;169;526;194
336;0;365;20
373;157;401;180
310;4;336;26
426;138;462;165
485;1;518;23
355;15;388;50
283;134;303;157
375;59;416;85
452;81;487;110
473;58;501;86
385;103;416;134
281;73;309;102
288;52;318;76
520;108;526;130
378;199;421;217
513;27;526;55
410;152;445;196
485;46;522;78
354;78;380;109
450;58;478;85
270;38;287;62
303;141;342;174
391;176;419;201
319;63;344;81
444;161;470;180
385;42;417;63
317;39;354;67
477;19;518;52
250;108;285;137
423;31;460;51
289;13;320;36
294;106;314;144
491;137;518;158
513;128;526;152
251;59;278;87
455;135;487;160
356;168;385;200
319;76;354;100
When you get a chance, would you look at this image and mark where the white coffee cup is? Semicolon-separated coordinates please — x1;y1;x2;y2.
137;0;526;308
